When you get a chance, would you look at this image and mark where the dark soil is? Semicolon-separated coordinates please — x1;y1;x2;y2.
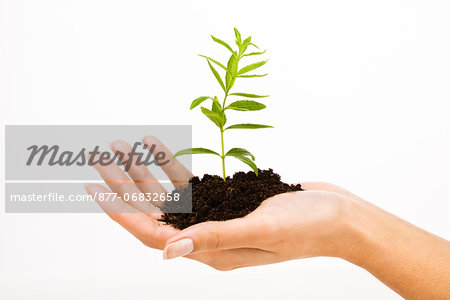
160;169;302;230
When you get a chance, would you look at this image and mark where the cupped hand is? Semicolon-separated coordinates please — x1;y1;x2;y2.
86;136;359;270
163;183;362;270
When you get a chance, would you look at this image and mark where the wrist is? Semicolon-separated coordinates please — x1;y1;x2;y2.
330;196;450;299
326;196;382;263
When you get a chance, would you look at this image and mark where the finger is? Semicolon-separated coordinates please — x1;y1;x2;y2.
85;184;176;249
186;248;278;271
142;135;192;189
301;182;362;201
162;218;262;259
110;140;167;208
90;152;161;215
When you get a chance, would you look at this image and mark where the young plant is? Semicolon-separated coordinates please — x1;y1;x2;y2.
173;28;272;181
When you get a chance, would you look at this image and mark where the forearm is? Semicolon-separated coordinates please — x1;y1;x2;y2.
341;199;450;299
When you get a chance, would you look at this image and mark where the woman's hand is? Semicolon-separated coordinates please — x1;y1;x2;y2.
84;136;189;250
84;136;355;269
86;136;450;299
163;186;357;268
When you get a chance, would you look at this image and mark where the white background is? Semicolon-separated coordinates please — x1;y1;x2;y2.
1;0;449;299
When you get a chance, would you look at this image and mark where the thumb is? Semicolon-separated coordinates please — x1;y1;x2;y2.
162;218;258;259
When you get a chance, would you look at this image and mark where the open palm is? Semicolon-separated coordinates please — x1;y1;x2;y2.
86;136;356;270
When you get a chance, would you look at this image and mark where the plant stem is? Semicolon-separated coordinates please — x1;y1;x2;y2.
220;92;229;181
220;128;226;181
222;93;228;108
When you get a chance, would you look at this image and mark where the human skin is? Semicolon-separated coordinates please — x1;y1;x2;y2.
85;136;450;299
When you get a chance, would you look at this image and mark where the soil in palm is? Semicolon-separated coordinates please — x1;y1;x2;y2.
160;169;302;230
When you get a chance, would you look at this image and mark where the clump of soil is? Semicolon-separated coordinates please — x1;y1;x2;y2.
160;169;302;230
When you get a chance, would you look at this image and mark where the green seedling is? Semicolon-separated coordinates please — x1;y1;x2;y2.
173;28;272;181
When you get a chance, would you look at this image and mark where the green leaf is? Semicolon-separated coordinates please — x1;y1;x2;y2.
201;106;225;127
243;50;266;57
227;153;259;175
207;60;226;92
225;52;238;91
249;42;259;49
238;60;267;75
211;101;226;125
225;100;266;111
212;100;221;113
227;52;238;75
211;35;234;53
229;93;269;98
237;74;268;78
190;96;213;110
225;123;273;130
212;100;226;125
198;55;226;70
240;36;251;55
225;147;255;160
234;28;242;45
213;96;221;106
172;147;220;158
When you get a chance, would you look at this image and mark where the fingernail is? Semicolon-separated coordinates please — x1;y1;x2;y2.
163;238;194;260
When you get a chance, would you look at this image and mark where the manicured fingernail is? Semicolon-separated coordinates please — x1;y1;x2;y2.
163;238;194;260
